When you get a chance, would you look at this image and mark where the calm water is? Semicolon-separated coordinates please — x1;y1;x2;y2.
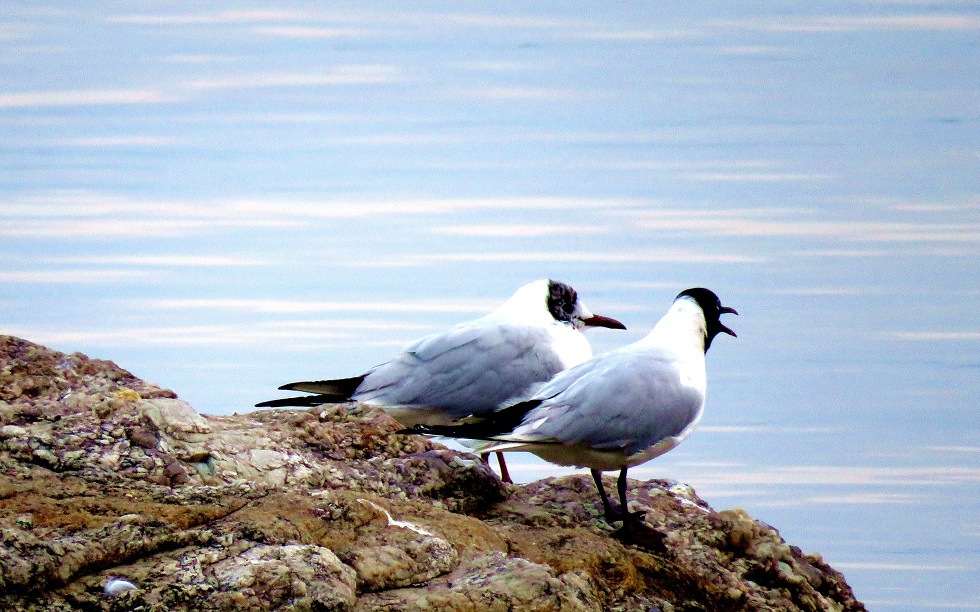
2;3;979;608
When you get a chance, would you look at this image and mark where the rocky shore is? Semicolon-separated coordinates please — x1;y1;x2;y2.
0;335;865;611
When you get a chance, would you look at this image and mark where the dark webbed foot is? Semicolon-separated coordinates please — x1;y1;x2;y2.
603;506;647;524
592;468;647;523
613;518;667;550
592;467;666;550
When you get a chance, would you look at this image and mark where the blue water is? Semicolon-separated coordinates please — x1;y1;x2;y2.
2;3;978;607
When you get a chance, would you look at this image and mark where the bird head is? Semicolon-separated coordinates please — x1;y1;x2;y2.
676;288;738;351
547;280;626;331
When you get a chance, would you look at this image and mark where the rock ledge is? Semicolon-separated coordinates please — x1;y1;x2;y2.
0;336;865;611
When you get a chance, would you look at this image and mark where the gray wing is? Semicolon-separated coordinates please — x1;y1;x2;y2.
514;350;704;456
354;322;566;420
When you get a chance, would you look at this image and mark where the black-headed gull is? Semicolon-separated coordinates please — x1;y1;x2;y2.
256;279;626;481
406;288;736;541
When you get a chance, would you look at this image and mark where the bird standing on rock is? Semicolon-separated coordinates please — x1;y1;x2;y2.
405;288;736;544
256;279;626;482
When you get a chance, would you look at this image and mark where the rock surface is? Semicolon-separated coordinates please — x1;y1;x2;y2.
0;335;866;611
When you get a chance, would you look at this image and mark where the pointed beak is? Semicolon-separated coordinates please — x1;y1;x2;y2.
719;305;738;337
582;313;627;330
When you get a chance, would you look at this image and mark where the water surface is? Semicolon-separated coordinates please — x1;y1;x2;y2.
1;3;978;607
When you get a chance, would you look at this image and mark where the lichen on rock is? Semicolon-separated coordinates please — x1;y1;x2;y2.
0;336;866;611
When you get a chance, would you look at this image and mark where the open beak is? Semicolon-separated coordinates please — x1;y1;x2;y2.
718;306;738;337
582;314;627;330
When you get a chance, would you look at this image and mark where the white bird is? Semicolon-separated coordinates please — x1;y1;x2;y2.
256;279;626;481
407;288;736;542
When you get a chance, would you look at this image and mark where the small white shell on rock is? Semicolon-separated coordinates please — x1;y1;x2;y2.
668;483;710;512
104;577;138;595
448;455;480;468
358;498;433;536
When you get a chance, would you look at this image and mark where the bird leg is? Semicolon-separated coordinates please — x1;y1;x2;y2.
495;451;512;484
591;468;644;523
616;467;647;525
611;467;665;550
480;452;513;484
591;469;619;519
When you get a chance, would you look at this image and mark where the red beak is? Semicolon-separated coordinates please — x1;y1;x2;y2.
582;314;627;330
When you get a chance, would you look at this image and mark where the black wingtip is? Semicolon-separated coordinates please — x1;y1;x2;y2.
254;394;341;408
255;398;289;408
396;425;432;435
397;398;545;440
400;423;458;436
277;375;365;396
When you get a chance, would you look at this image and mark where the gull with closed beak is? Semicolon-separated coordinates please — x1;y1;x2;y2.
257;279;626;482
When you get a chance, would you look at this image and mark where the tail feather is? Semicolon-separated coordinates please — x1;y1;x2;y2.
256;375;365;408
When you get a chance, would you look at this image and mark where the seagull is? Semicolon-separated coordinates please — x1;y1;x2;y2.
256;279;626;481
405;288;736;543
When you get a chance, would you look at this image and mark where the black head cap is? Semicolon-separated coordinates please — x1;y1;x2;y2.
547;280;578;323
676;288;738;351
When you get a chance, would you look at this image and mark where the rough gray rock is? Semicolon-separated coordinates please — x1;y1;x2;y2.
0;335;866;611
